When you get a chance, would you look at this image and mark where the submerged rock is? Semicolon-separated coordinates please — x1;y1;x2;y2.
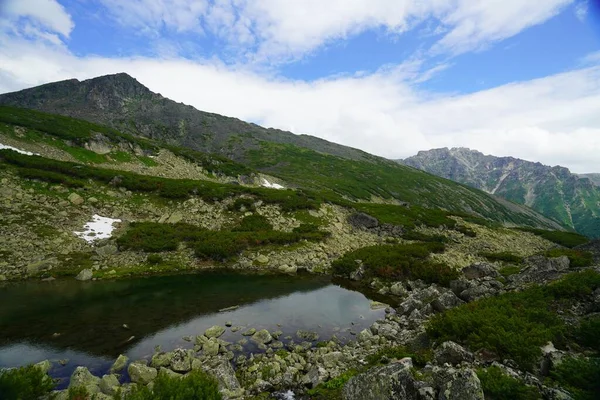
296;330;319;341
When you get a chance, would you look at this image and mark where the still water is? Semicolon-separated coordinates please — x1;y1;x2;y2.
0;271;392;386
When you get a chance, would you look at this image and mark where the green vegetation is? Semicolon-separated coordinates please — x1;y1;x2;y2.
577;316;600;353
123;369;222;400
365;346;432;367
0;150;321;211
306;369;358;400
550;357;600;400
545;248;593;268
332;242;458;286
117;221;329;262
354;203;456;230
477;366;540;400
481;252;523;264
427;270;600;371
402;230;447;243
515;228;589;248
67;386;89;400
499;265;522;277
0;365;55;400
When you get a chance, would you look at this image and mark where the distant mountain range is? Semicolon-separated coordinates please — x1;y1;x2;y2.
401;148;600;238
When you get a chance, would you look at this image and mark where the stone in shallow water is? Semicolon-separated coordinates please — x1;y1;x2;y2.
110;354;128;373
75;269;93;281
205;325;226;338
251;329;273;344
69;366;101;394
296;330;319;341
242;328;257;336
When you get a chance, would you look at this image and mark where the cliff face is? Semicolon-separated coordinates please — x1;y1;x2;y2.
403;147;600;238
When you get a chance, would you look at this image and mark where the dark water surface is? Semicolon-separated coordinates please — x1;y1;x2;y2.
0;271;392;386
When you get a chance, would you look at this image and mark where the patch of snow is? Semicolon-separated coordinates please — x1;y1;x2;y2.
262;178;285;190
74;215;122;243
0;143;37;156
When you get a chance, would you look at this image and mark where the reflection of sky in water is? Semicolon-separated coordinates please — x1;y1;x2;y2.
0;281;385;387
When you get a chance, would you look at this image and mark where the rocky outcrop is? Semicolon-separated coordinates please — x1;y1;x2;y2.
342;362;418;400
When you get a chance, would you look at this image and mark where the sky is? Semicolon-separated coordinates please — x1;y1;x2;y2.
1;1;600;173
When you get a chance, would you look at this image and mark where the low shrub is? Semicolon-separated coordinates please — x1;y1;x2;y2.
455;225;477;237
499;265;522;277
402;230;447;243
332;242;457;286
123;369;222;400
231;215;272;232
477;366;540;400
577;317;600;353
306;369;358;400
515;228;589;248
365;346;431;367
545;248;593;268
481;252;523;264
0;365;55;400
545;270;600;299
146;254;163;265
550;357;600;400
227;198;256;212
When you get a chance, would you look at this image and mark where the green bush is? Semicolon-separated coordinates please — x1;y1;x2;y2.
455;225;477;237
577;317;600;353
231;215;272;232
499;265;522;277
332;242;457;286
228;198;256;212
481;252;523;264
515;228;589;248
306;369;358;400
67;386;89;400
550;357;600;400
545;248;593;268
365;346;431;367
0;365;55;400
402;230;447;243
545;270;600;299
147;254;163;265
477;366;540;400
123;369;222;400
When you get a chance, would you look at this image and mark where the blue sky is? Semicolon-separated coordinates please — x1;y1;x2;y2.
1;0;600;172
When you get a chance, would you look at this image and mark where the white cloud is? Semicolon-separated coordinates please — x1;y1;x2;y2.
575;1;588;21
95;0;573;62
0;0;74;38
1;37;600;173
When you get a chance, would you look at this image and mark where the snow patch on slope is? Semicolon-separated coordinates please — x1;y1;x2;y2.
0;143;37;156
262;178;285;189
75;215;122;243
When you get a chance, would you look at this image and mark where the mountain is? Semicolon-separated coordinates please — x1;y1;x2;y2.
402;147;600;238
579;173;600;186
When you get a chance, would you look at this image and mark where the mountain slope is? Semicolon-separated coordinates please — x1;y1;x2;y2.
579;173;600;186
402;147;600;238
0;75;564;230
0;73;374;163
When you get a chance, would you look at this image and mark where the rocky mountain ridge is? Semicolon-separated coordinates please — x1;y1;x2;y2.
402;147;600;238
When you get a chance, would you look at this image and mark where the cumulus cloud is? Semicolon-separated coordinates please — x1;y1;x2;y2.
95;0;573;62
0;0;74;38
1;36;600;173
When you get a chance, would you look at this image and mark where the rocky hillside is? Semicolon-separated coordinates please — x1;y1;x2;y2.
402;148;600;238
579;173;600;186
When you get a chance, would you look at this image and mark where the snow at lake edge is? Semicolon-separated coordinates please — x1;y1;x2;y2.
74;215;122;243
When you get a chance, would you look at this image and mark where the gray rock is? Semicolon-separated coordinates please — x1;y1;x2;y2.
348;213;379;229
342;362;418;400
438;368;484;400
96;245;118;257
358;329;373;343
251;329;273;344
242;328;257;336
432;292;465;312
68;193;84;205
434;341;475;366
166;212;183;224
34;360;52;374
99;374;120;395
127;362;157;385
322;351;344;368
170;348;193;372
75;269;93;281
69;366;101;394
278;264;297;274
204;338;220;356
256;255;269;264
390;282;407;296
110;354;129;373
462;262;499;279
459;285;495;302
150;352;172;368
205;325;226;338
303;366;329;389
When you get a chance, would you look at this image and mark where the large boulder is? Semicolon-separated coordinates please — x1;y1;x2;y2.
434;341;475;366
347;213;379;229
127;362;157;385
68;193;84;205
110;354;128;373
342;362;418;400
203;338;220;356
69;366;101;394
170;349;193;373
151;352;172;368
251;329;273;345
99;374;120;396
205;325;226;338
75;269;93;281
462;262;499;280
438;368;484;400
432;292;465;312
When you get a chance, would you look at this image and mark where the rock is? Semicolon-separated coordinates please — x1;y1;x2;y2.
256;255;269;264
370;301;389;310
151;352;172;368
358;328;373;343
110;354;129;373
99;374;120;395
204;338;220;356
69;366;101;394
35;360;52;374
242;328;257;336
438;368;484;400
0;275;6;281
166;212;183;224
205;325;226;338
26;259;53;274
127;362;157;385
159;368;183;379
322;351;344;368
251;329;273;345
432;292;465;312
208;359;243;394
347;213;379;229
68;193;84;205
390;282;407;296
75;269;93;281
170;349;193;372
342;362;418;400
434;341;475;366
303;366;329;389
459;285;495;302
462;262;499;279
278;264;297;274
296;330;319;341
88;197;99;204
96;244;118;257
